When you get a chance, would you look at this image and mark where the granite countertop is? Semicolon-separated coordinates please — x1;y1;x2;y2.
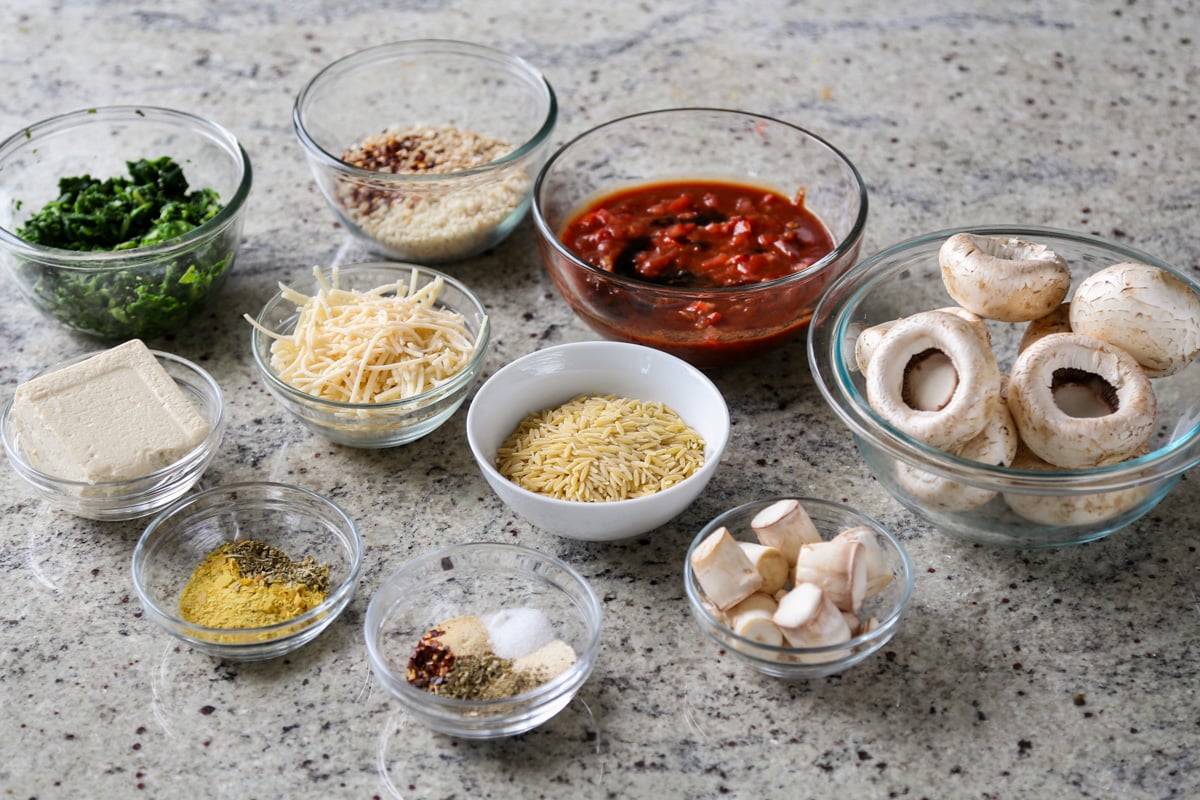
2;2;1197;798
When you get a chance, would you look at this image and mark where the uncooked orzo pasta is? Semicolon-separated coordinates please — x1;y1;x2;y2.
495;394;706;502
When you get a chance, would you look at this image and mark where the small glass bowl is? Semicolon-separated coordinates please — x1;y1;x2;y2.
465;341;730;541
1;349;225;521
364;542;602;739
808;226;1200;547
294;39;557;264
0;106;252;340
532;107;868;368
132;482;363;662
250;262;490;448
684;497;914;680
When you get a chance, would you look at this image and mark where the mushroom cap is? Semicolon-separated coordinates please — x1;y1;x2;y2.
855;306;989;374
1002;443;1153;526
1007;332;1156;468
939;233;1071;322
1018;302;1072;354
865;310;1002;450
895;393;1018;512
1069;262;1200;378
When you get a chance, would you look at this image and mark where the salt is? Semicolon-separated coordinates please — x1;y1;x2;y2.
480;607;558;660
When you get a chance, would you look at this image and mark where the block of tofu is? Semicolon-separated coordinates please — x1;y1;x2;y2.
11;339;212;483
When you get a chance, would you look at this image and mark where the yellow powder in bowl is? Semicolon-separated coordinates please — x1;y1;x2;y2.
179;540;329;630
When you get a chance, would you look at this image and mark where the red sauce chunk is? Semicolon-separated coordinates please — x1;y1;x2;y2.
560;180;835;289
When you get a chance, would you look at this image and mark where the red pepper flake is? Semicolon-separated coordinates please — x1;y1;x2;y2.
406;627;455;688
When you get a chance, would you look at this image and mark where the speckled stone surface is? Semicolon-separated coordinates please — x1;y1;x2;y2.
2;2;1198;798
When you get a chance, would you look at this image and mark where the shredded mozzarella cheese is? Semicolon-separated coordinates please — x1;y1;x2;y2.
247;266;483;404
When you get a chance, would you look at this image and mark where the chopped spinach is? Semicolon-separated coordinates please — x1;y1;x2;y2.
14;156;237;340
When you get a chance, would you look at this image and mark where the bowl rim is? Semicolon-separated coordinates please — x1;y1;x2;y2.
363;540;603;710
684;496;915;658
292;38;558;183
807;224;1200;492
250;261;491;412
0;105;253;263
131;480;364;641
464;340;731;510
0;348;226;492
530;106;869;297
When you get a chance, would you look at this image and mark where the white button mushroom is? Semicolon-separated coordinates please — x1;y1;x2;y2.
1002;443;1153;526
1069;262;1200;378
865;310;1002;450
894;393;1019;512
1007;332;1156;468
939;233;1071;322
1018;302;1072;354
855;306;990;374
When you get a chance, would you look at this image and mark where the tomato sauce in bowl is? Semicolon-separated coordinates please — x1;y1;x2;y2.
547;179;845;367
560;180;835;290
531;108;868;369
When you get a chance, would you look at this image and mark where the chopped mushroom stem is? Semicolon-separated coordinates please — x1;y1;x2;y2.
690;526;764;611
832;526;894;596
737;542;790;595
725;593;784;646
750;499;820;564
773;583;853;659
792;539;867;613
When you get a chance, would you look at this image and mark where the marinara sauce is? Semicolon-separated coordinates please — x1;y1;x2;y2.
560;180;835;289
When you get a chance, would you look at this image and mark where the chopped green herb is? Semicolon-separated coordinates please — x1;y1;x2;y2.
14;156;237;340
17;156;222;251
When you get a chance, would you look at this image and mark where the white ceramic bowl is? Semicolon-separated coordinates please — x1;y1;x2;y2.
465;341;730;541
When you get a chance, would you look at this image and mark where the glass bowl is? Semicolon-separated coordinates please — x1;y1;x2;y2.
465;341;730;541
364;542;602;739
808;225;1200;547
132;482;363;662
0;106;252;340
250;262;490;448
294;39;557;264
684;497;914;679
532;107;868;368
1;348;225;521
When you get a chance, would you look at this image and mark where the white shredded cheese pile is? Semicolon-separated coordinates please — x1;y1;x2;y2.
248;266;483;404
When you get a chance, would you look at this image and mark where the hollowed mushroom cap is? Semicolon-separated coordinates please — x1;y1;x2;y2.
939;233;1071;322
1007;332;1156;468
865;310;1002;450
1001;443;1153;527
855;306;989;374
895;393;1018;512
1069;262;1200;378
